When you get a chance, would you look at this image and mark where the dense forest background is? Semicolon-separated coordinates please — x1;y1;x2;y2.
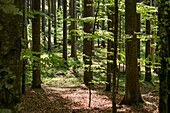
0;0;169;113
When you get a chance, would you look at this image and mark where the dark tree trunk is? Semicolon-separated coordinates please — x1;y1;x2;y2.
32;0;41;88
120;0;143;105
42;0;46;46
158;1;169;112
54;0;57;44
48;0;51;51
137;0;141;77
112;0;118;112
106;2;114;92
71;0;77;58
63;0;68;66
145;0;152;82
0;1;21;112
22;0;27;94
101;0;105;48
83;0;93;86
116;11;121;93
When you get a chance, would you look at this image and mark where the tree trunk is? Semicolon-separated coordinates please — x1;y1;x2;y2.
54;0;57;44
83;0;93;86
112;0;118;112
42;0;46;46
32;0;41;88
0;1;21;112
48;0;51;51
158;1;169;112
106;2;114;92
63;0;68;66
22;0;27;94
71;0;77;58
101;0;105;48
137;0;141;77
120;0;143;105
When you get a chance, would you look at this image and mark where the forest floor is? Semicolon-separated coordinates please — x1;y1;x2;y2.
21;81;159;113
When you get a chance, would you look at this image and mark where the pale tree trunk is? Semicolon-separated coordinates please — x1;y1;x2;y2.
0;0;21;112
32;0;41;88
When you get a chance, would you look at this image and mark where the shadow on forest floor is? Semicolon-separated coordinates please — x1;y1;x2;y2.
21;84;158;113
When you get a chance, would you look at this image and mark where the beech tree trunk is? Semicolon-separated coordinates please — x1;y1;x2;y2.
32;0;41;88
121;0;143;105
83;0;94;86
54;0;57;44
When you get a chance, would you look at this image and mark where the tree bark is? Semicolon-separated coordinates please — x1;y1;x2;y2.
48;0;51;51
71;0;77;58
83;0;94;86
112;0;118;112
106;1;114;92
0;1;21;112
54;0;57;44
32;0;41;88
42;0;46;46
145;0;152;82
120;0;143;105
158;1;169;112
63;0;68;66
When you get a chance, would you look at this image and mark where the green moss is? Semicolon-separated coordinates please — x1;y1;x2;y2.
0;25;3;31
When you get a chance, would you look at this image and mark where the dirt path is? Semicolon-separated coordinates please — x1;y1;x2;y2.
21;84;158;113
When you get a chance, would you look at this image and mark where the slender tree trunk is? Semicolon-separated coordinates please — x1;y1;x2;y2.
32;0;41;88
101;0;105;48
120;0;143;105
63;0;68;66
83;0;93;86
71;0;77;58
42;0;46;46
48;0;51;51
0;1;21;112
106;1;114;92
54;0;57;44
116;11;121;93
137;0;141;77
112;0;118;112
22;0;27;94
145;0;152;82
